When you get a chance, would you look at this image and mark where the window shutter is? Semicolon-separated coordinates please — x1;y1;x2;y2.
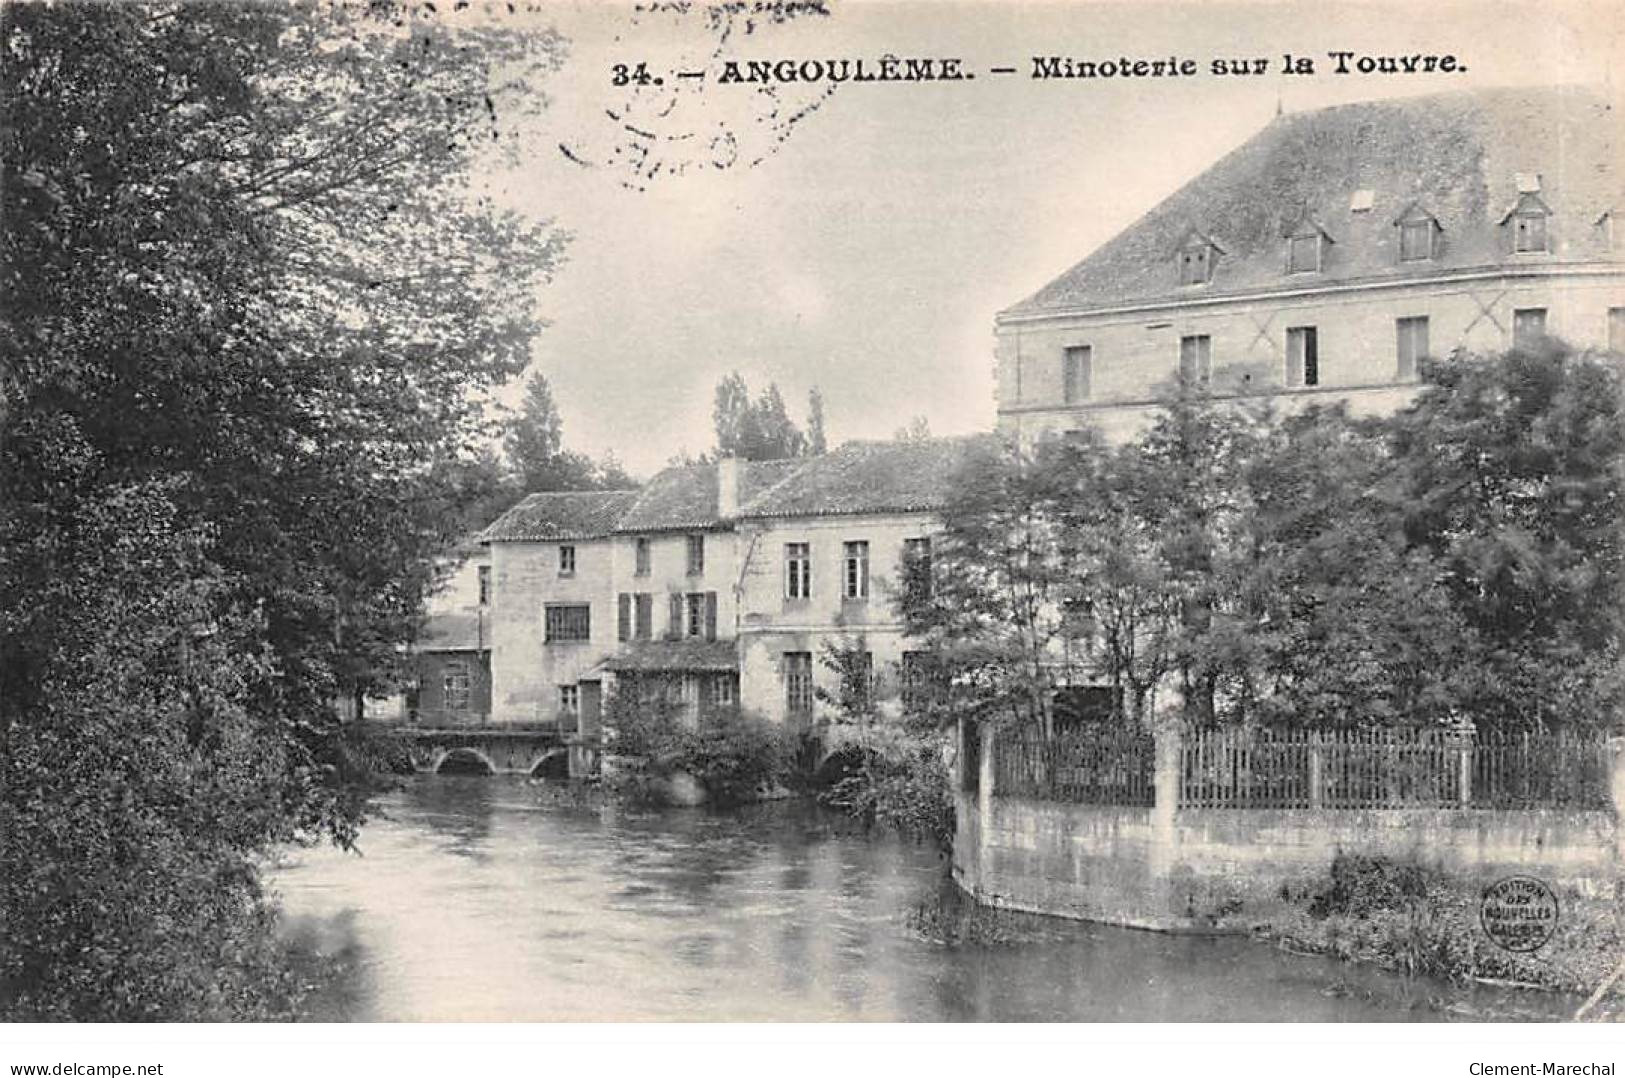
668;593;683;640
705;592;718;641
617;594;631;642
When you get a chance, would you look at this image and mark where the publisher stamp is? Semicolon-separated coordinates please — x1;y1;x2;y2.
1479;876;1559;953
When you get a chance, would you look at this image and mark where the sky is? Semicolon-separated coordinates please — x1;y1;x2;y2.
479;0;1622;474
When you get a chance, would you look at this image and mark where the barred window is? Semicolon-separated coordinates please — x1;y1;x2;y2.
443;660;471;712
558;544;576;576
544;603;590;643
477;565;491;606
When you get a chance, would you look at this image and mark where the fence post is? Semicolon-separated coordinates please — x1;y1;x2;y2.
1308;731;1324;810
1458;738;1473;808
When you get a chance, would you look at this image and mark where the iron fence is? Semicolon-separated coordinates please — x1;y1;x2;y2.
994;726;1156;806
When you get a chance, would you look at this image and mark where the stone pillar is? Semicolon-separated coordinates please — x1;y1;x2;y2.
1150;720;1181;881
977;722;997;894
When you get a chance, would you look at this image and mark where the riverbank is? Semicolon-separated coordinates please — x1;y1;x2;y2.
1255;855;1622;1018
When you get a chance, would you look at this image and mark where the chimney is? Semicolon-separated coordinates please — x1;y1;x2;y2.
717;456;741;520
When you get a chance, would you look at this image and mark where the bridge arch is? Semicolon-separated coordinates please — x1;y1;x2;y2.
435;747;497;776
528;748;570;780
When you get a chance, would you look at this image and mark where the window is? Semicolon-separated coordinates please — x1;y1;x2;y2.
477;565;491;606
684;592;717;640
709;675;736;709
443;660;471;712
1399;219;1436;262
784;652;814;716
843;540;869;601
686;534;704;576
1513;307;1547;348
558;684;579;715
1396;317;1429;380
1179;335;1212;385
1513;211;1548;253
617;593;632;642
1287;233;1322;274
903;537;933;602
1062;345;1091;404
544;603;591;643
1610;307;1625;354
1286;326;1319;388
785;542;811;600
558;545;575;576
634;592;653;640
1178;246;1213;285
634;537;650;577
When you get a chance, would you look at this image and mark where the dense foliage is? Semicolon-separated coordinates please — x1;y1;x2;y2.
2;2;563;1018
904;343;1623;732
815;639;955;849
604;690;792;807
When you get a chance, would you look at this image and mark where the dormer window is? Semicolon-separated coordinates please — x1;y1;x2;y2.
1394;203;1441;262
1174;229;1222;286
1287;234;1322;273
1513;211;1548;252
1179;247;1212;285
1500;192;1551;253
1284;216;1331;275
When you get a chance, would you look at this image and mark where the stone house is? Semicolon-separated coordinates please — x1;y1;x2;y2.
996;86;1625;447
479;439;984;731
401;542;493;725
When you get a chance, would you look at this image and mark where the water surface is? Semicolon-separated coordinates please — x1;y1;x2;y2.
272;776;1569;1022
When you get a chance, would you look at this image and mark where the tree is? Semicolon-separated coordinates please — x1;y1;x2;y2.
711;371;812;460
806;386;828;454
1385;342;1624;729
899;439;1080;736
2;3;564;1017
503;370;628;494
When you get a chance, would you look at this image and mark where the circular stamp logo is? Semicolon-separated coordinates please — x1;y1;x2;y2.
1479;875;1559;953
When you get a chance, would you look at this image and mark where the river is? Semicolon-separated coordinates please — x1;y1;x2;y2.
270;775;1570;1022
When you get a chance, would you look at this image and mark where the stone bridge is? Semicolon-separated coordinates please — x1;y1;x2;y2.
403;724;598;780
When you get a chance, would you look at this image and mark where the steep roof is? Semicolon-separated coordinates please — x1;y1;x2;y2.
481;489;640;543
614;459;801;532
1005;86;1623;318
739;436;993;519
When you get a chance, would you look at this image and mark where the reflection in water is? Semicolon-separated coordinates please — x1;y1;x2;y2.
271;776;1569;1022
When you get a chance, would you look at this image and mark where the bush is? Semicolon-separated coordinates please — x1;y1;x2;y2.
603;689;791;807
